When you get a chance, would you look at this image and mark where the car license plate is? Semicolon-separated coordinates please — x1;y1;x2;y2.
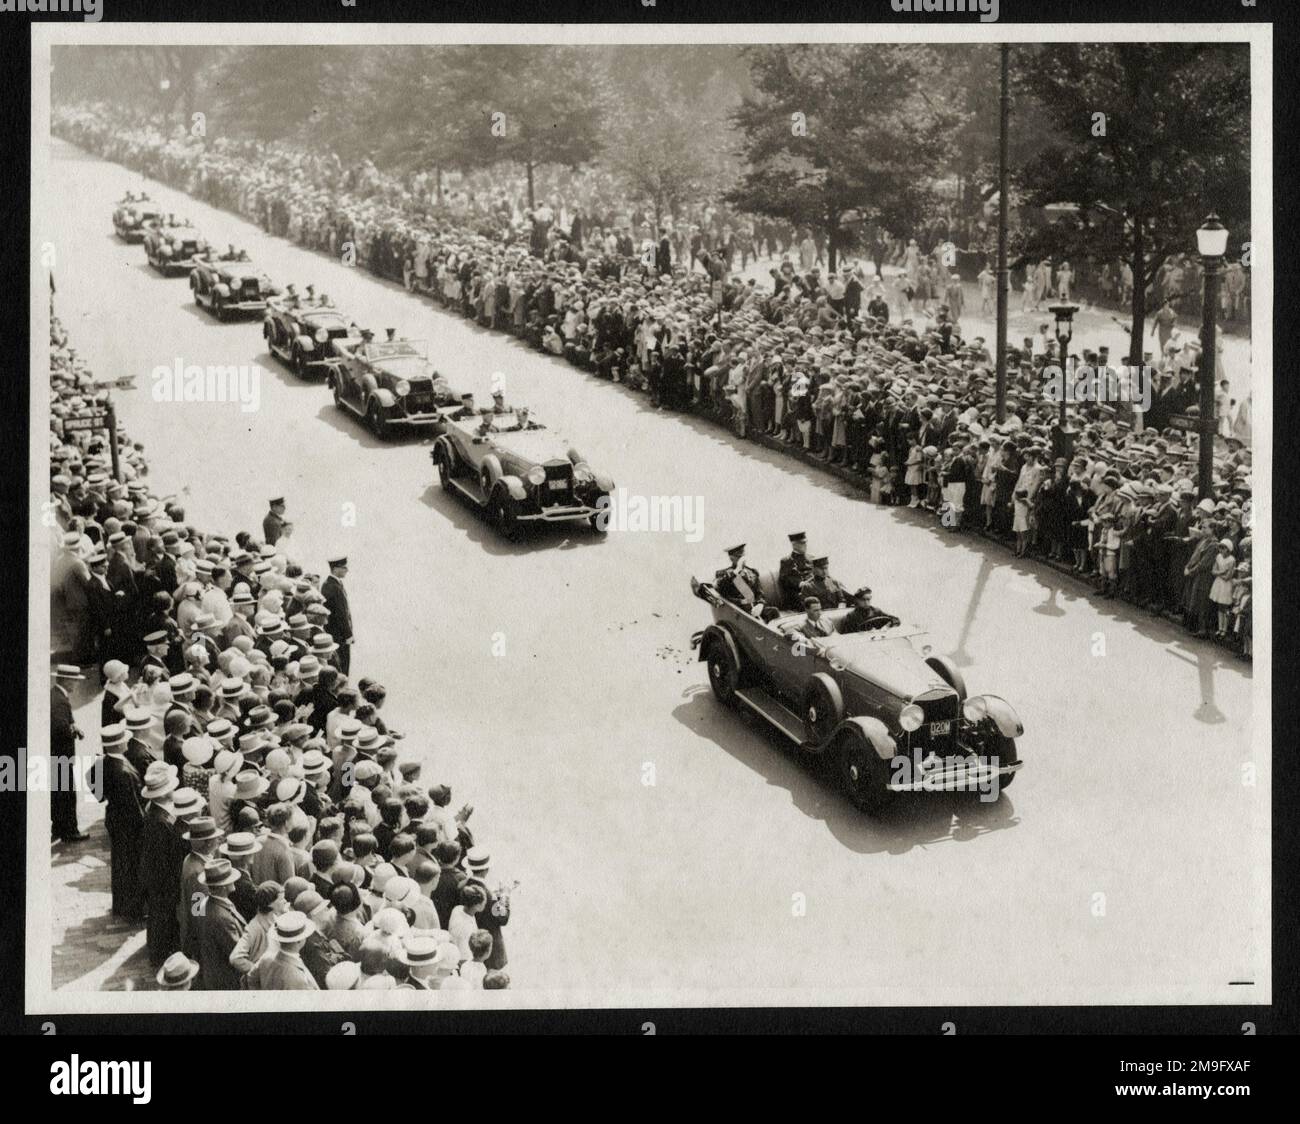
930;720;951;736
547;480;566;491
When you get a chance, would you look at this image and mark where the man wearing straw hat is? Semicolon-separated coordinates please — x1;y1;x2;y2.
138;763;181;967
197;857;247;991
51;663;89;843
244;910;320;990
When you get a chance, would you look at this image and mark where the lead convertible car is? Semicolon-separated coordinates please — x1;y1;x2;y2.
690;572;1023;812
430;410;613;539
112;196;162;242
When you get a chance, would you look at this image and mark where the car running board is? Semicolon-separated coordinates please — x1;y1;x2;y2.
448;476;489;507
734;688;808;745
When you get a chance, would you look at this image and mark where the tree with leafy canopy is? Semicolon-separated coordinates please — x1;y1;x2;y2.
1014;43;1250;367
600;55;741;227
726;44;960;272
437;45;606;209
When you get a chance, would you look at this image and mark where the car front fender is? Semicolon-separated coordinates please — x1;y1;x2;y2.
979;694;1024;738
371;387;397;409
593;471;615;493
295;335;316;352
500;474;527;502
839;715;897;762
214;283;231;298
697;623;741;667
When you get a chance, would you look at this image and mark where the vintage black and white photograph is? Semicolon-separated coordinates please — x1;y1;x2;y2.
26;20;1270;1014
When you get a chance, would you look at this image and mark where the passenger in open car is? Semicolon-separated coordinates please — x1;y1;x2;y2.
837;587;900;634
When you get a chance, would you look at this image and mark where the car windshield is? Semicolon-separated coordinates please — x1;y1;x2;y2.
364;341;424;360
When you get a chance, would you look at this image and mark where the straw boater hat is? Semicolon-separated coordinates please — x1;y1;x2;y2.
220;831;263;860
270;910;316;944
156;953;200;990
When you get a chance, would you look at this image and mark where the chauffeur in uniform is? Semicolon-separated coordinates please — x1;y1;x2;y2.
321;556;353;675
262;498;291;547
799;556;849;609
838;587;900;634
777;532;813;608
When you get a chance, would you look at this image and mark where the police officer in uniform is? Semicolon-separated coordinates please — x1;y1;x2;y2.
262;497;292;547
321;556;353;675
799;556;849;609
838;587;900;634
777;532;813;608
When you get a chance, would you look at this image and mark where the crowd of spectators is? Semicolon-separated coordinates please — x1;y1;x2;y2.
54;106;1253;657
49;311;516;991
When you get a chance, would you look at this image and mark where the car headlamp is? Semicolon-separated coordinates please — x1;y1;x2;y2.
962;696;988;722
899;703;925;732
315;328;330;343
159;245;172;256
526;467;547;486
394;380;411;398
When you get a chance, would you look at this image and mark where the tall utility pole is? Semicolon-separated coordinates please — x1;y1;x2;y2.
995;44;1011;423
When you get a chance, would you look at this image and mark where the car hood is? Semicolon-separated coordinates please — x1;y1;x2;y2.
819;632;951;701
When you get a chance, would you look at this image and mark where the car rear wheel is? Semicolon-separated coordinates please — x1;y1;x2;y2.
367;400;388;439
490;488;519;541
704;634;741;704
835;730;890;813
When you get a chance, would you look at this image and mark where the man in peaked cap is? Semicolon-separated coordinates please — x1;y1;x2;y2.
262;497;292;547
799;555;850;609
321;555;353;675
777;532;813;610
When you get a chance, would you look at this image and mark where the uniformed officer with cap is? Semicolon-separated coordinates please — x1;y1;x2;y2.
715;543;760;607
838;587;899;634
262;497;292;546
777;532;813;608
799;555;849;608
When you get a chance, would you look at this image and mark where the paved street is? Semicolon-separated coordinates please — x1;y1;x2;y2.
45;138;1264;1006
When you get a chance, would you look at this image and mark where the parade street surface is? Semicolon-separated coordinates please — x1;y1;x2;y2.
39;135;1262;1008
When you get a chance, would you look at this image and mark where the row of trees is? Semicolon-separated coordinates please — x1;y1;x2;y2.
53;42;1251;352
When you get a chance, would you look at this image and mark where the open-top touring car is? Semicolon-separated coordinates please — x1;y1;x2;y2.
190;258;279;321
430;409;613;539
326;331;457;438
112;196;163;242
263;288;358;377
143;220;207;274
690;571;1024;812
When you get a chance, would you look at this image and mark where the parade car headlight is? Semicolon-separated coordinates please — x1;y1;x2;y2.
315;328;330;343
962;695;989;722
526;466;547;487
159;245;172;256
899;703;925;732
394;380;411;398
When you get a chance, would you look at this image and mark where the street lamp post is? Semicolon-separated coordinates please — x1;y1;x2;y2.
1196;213;1229;499
1048;301;1078;428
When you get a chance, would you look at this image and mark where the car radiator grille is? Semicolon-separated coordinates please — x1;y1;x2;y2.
541;462;574;505
905;692;961;756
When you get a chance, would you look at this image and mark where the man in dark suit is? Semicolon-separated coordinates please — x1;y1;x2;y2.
197;860;247;990
50;665;88;842
321;557;353;675
93;724;144;918
655;229;672;277
430;840;467;930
